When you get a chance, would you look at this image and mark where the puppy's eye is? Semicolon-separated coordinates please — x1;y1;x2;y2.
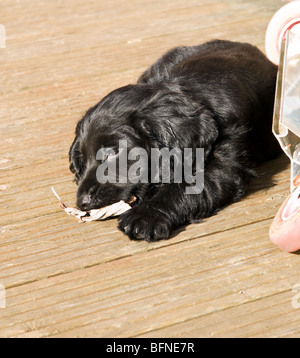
107;148;119;158
96;148;119;162
105;148;119;161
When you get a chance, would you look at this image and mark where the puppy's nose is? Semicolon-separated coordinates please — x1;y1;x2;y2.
77;194;92;211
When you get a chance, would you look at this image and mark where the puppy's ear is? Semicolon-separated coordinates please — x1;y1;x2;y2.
197;108;219;153
129;89;193;148
132;88;219;151
69;122;85;183
134;118;171;148
69;136;79;173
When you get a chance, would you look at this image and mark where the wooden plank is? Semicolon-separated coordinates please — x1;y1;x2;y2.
138;291;300;338
0;219;298;338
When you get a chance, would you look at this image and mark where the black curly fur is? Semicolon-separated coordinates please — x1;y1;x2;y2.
69;40;281;241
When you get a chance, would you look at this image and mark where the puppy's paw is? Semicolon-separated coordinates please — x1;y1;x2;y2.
118;204;172;242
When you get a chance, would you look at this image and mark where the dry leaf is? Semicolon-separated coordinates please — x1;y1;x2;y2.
51;187;132;222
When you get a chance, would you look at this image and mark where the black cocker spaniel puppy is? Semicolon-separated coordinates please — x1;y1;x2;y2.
69;40;281;241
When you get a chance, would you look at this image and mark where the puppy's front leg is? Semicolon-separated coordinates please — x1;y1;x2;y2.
118;141;254;242
118;184;188;242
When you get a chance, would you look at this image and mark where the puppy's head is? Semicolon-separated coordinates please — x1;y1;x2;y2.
69;84;218;210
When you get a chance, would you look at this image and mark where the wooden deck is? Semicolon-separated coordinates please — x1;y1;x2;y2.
1;0;300;338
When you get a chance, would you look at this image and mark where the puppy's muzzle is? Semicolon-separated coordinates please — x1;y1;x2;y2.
77;194;92;211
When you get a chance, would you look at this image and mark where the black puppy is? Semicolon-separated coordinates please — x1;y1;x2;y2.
69;40;280;241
